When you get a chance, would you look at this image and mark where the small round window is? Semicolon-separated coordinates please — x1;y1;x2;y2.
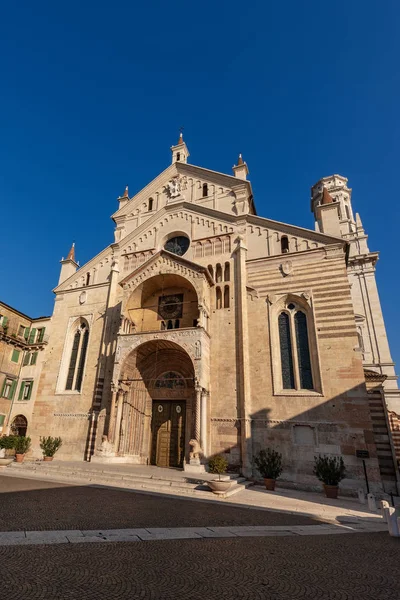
164;236;190;256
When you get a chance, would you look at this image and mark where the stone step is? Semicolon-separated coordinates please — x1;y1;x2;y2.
10;462;241;482
6;463;251;499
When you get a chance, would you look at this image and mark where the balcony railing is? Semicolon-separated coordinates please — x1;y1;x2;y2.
0;325;49;346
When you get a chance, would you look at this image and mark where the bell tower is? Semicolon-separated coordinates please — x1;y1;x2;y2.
171;132;190;164
311;175;355;237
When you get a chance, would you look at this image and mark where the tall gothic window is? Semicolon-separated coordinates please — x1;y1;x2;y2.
278;304;314;391
278;313;295;389
65;323;89;391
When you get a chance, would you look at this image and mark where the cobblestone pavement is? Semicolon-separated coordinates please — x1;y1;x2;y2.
0;476;318;530
0;532;399;599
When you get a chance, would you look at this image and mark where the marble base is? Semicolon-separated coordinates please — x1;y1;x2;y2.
184;459;205;474
91;455;141;464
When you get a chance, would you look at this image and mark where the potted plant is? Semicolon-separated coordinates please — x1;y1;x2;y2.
313;455;346;499
40;436;62;461
14;436;31;463
207;455;231;495
0;435;17;465
254;448;283;491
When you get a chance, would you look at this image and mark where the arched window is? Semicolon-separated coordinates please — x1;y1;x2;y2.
65;322;89;391
345;204;350;219
224;262;230;281
148;197;154;211
207;264;214;279
177;152;181;161
281;236;289;253
215;263;222;283
85;273;90;286
216;287;222;310
224;285;230;308
279;312;295;389
202;183;208;197
278;304;314;391
294;312;313;389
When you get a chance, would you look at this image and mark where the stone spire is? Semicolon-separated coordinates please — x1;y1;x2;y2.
59;242;78;286
321;188;333;205
66;242;75;261
117;186;130;208
232;153;249;180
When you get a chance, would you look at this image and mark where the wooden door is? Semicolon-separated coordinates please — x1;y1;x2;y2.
151;401;186;468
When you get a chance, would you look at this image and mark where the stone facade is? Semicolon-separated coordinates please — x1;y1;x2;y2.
5;136;399;494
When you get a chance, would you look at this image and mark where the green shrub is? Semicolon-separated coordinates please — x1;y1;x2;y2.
0;435;18;450
14;436;31;454
208;454;228;480
254;448;283;480
39;436;62;457
313;455;346;486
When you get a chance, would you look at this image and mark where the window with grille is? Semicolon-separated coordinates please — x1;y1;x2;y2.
278;304;314;391
65;322;89;392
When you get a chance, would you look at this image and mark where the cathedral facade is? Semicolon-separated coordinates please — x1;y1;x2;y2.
15;135;399;493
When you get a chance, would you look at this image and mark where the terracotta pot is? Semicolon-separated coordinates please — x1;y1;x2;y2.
207;480;232;495
43;456;53;462
264;478;276;491
15;454;25;463
323;484;339;499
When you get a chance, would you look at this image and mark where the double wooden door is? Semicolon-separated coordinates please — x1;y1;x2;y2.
151;401;186;468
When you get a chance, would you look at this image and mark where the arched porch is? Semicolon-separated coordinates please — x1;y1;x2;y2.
107;339;206;467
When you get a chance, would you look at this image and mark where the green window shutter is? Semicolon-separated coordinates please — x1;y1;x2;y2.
24;327;30;340
31;352;38;365
38;328;45;342
2;316;8;327
0;414;5;427
23;352;30;366
9;380;17;399
1;379;6;397
28;328;37;343
11;349;20;363
18;382;25;400
27;382;33;400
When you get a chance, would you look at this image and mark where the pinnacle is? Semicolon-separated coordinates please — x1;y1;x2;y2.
66;242;75;261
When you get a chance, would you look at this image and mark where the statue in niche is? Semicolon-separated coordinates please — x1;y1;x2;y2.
195;340;201;358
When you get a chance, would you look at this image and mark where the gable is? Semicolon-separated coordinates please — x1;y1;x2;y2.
112;161;254;243
119;249;214;290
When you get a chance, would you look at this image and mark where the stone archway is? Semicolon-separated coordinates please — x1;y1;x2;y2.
108;340;196;466
10;414;28;437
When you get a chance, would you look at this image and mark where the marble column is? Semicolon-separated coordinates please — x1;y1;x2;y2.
107;387;118;444
200;389;208;456
194;386;201;444
113;389;124;453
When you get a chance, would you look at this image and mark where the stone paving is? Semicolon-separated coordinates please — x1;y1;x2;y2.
0;476;318;530
1;533;399;599
0;475;397;599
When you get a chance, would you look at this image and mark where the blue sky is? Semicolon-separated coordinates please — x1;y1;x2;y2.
0;1;399;366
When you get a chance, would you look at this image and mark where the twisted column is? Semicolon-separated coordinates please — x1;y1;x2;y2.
195;385;202;445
